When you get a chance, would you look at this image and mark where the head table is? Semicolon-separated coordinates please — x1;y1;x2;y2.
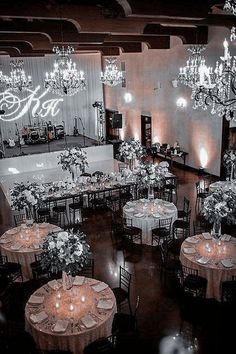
25;277;116;354
123;198;177;245
180;233;236;300
0;223;61;280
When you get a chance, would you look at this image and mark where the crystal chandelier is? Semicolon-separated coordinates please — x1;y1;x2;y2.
191;38;236;121
5;59;32;92
0;69;7;86
178;45;206;88
44;45;86;96
100;58;123;87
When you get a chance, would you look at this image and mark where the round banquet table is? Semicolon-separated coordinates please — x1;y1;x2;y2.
180;233;236;300
0;223;60;280
25;277;117;354
209;180;236;193
123;198;178;245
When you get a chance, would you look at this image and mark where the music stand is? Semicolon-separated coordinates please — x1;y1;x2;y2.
79;117;86;147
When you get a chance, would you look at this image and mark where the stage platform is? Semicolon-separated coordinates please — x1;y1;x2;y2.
0;144;121;205
2;134;98;159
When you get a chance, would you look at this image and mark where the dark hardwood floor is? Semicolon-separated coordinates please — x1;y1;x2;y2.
0;163;236;354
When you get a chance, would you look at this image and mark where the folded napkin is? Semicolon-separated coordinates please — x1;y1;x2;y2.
134;213;144;218
48;279;61;290
92;282;109;292
183;247;196;255
220;234;231;242
10;243;22;251
97;299;114;310
81;314;97;328
0;238;11;244
125;208;134;213
186;237;199;244
221;259;234;268
153;213;161;218
140;199;147;203
202;232;212;240
53;319;69;333
6;228;18;235
30;311;48;324
127;201;135;206
38;222;49;228
197;256;210;265
73;275;85;286
28;295;45;305
51;226;62;233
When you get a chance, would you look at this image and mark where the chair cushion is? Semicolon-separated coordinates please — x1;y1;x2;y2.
53;205;67;212
69;202;83;210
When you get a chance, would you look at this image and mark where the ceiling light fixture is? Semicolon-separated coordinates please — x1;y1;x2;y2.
100;58;124;87
5;59;32;92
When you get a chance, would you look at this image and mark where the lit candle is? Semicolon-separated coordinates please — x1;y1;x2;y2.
81;296;85;303
55;302;60;310
56;292;61;299
69;304;74;312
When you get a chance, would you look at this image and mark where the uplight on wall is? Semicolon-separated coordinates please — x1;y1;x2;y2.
176;97;187;108
153;135;161;144
119;129;124;140
199;147;208;168
124;92;132;103
134;132;139;141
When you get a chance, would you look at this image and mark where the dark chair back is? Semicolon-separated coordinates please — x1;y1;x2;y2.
119;266;132;294
13;213;26;226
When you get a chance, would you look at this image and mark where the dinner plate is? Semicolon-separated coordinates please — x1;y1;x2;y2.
183;247;196;254
6;228;18;235
197;256;210;265
221;259;234;268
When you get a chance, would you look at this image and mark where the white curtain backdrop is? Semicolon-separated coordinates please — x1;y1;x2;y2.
0;53;104;141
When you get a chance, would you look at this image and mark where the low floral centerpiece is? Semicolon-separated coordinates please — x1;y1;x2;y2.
10;181;43;217
223;149;236;181
57;146;88;180
119;138;145;169
202;188;236;237
40;229;91;276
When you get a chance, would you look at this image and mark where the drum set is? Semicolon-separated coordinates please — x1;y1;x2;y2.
21;122;65;145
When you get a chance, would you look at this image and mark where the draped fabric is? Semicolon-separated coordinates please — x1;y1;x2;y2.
0;53;104;141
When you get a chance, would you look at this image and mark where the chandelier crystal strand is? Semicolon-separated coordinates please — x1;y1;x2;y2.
5;59;32;92
224;0;236;41
100;58;123;87
192;38;236;121
44;45;86;96
178;45;206;88
0;70;7;86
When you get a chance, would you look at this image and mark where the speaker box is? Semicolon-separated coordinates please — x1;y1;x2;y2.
112;113;122;128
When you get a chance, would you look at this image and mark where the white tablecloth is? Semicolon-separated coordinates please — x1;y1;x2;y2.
123;198;177;245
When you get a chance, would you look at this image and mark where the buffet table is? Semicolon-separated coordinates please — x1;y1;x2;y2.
123;198;177;245
0;223;60;280
180;233;236;300
25;277;116;354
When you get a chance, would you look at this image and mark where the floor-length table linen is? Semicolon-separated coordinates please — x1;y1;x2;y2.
0;223;60;280
180;234;236;300
25;277;116;354
123;198;178;245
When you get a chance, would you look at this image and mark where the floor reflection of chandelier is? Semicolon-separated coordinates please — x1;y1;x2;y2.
5;59;32;92
100;58;123;87
44;46;86;96
178;45;206;88
191;38;236;121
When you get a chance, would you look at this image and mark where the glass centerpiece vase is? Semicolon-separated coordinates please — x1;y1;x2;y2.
212;218;221;239
148;183;155;200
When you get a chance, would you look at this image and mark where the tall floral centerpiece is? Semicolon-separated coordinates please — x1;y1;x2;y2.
119;138;145;170
41;229;91;276
223;149;236;181
57;146;88;181
10;181;43;218
202;188;236;238
134;161;168;199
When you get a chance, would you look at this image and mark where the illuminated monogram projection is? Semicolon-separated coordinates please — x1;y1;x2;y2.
0;86;63;121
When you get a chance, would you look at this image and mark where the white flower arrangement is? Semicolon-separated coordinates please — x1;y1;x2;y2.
10;181;42;211
202;188;236;224
133;162;167;187
41;230;91;275
57;146;88;175
119;139;145;161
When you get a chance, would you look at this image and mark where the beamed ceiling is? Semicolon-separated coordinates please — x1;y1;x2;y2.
0;0;234;56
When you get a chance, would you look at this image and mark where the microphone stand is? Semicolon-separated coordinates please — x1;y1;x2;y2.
62;120;67;147
79;117;86;147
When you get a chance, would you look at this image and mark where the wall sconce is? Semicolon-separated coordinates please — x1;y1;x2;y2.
176;97;187;108
199;147;208;168
171;79;178;88
124;92;132;103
